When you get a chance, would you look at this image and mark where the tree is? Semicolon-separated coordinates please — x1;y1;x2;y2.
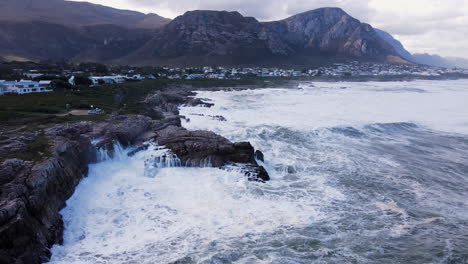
0;64;14;78
74;76;92;86
95;64;108;74
51;79;72;90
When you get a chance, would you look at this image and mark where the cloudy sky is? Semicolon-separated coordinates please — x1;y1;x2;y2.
76;0;468;58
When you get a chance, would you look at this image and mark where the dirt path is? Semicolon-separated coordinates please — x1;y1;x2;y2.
56;110;90;117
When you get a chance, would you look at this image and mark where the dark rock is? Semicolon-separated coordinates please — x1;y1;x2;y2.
242;165;270;182
127;143;150;157
153;117;181;131
254;150;264;162
143;91;214;121
0;123;96;264
170;256;194;264
210;115;226;121
94;115;155;151
287;165;297;174
154;126;269;181
0;159;31;185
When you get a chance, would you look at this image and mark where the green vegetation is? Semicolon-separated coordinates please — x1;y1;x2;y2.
0;78;290;131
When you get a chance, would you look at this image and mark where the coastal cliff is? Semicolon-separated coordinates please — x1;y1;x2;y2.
0;86;269;264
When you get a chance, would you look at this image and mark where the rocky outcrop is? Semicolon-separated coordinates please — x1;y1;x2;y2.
154;126;270;181
0;115;158;264
0;87;270;263
0;123;95;264
92;114;157;151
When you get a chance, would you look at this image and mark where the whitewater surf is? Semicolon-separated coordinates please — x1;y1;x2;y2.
49;80;468;264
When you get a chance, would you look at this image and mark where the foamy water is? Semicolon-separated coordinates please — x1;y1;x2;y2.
49;80;468;264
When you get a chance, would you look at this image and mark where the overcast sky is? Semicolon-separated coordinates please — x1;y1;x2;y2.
76;0;468;58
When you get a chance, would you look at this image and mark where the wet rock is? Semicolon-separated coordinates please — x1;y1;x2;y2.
0;123;96;264
287;165;296;174
254;150;264;162
153;117;181;131
143;91;214;120
154;126;269;181
210;115;227;121
235;164;270;182
127;143;150;157
94;115;155;151
170;256;194;264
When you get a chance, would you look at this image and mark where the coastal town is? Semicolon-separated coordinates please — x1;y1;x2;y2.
0;61;467;95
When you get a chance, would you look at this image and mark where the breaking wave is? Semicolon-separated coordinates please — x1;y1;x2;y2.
49;80;468;263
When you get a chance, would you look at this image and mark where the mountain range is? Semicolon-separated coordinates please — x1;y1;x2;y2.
411;54;468;69
1;0;461;68
374;29;468;69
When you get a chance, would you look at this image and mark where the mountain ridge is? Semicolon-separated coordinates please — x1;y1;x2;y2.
0;1;413;66
412;53;468;69
121;8;402;66
0;0;170;29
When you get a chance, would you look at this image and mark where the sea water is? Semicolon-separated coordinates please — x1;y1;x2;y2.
49;79;468;264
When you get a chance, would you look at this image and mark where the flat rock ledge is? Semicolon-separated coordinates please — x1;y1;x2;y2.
153;126;269;182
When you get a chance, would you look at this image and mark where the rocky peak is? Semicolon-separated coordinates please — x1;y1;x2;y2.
149;10;266;60
262;7;396;58
166;10;259;32
286;7;351;22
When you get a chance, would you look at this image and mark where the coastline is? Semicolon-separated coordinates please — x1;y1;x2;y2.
1;76;468;263
0;83;271;264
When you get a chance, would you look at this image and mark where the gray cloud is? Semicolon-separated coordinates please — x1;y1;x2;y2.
81;0;468;58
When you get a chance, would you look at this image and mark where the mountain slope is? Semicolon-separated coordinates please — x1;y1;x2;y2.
374;29;468;68
121;11;274;65
0;0;167;62
0;21;155;62
265;8;396;58
123;8;401;66
375;29;413;61
0;0;170;29
412;54;468;69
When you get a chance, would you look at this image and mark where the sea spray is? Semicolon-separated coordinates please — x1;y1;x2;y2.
49;79;468;263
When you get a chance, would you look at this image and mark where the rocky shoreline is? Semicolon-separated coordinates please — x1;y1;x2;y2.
0;86;269;264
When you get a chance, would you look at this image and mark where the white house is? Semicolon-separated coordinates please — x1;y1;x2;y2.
24;73;44;79
0;80;52;95
0;81;7;95
89;76;126;86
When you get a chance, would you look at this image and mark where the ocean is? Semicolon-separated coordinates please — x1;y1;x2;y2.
49;80;468;264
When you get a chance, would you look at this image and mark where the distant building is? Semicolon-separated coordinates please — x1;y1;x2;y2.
0;80;52;95
89;76;126;86
24;73;44;79
186;74;205;79
0;82;7;95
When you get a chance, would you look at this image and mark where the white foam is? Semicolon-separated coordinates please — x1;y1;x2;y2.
181;79;468;136
49;79;468;263
49;144;325;263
